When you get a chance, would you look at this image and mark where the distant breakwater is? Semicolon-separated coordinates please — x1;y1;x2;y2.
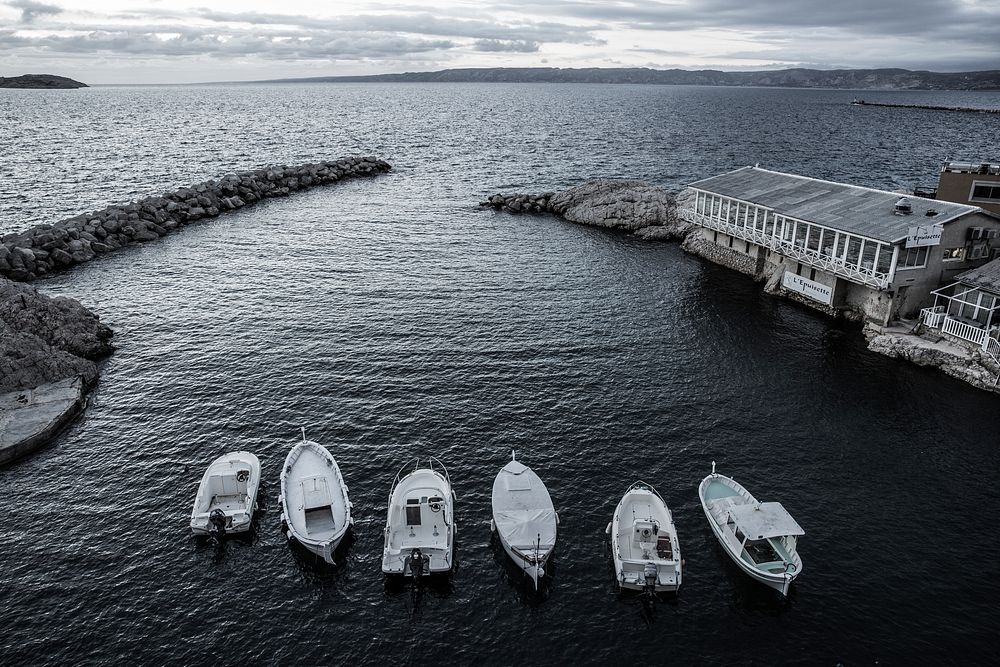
0;156;391;281
853;101;1000;114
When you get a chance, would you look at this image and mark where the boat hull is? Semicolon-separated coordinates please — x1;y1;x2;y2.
491;458;558;589
382;463;455;576
190;451;260;537
609;483;682;593
699;472;802;596
280;440;352;565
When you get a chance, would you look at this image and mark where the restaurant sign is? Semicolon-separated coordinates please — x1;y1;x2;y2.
905;225;943;248
782;271;833;305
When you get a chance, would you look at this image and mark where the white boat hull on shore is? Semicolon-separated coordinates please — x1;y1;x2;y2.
491;453;558;589
190;451;260;537
699;463;804;596
279;438;352;564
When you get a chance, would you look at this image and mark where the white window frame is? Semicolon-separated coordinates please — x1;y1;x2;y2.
969;180;1000;204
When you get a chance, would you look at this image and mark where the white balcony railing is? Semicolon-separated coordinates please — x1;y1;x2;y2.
681;210;890;289
921;306;946;329
942;316;988;346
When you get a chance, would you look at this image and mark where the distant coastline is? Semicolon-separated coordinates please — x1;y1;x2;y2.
250;66;1000;91
0;74;88;89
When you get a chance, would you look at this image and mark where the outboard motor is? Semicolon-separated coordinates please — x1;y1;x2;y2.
209;509;227;540
408;548;426;579
643;561;658;593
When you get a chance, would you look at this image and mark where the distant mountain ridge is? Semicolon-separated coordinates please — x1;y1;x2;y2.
259;67;1000;90
0;74;88;89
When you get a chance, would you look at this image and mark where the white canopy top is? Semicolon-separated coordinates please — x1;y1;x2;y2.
491;460;557;549
729;502;804;540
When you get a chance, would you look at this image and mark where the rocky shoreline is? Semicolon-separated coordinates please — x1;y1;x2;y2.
1;156;391;282
1;155;392;466
481;179;1000;394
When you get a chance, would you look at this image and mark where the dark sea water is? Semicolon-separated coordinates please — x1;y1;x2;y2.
1;84;1000;665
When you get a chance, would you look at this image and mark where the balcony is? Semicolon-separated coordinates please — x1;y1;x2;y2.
681;209;892;290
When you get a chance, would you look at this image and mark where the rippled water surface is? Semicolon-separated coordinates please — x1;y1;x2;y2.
2;84;1000;665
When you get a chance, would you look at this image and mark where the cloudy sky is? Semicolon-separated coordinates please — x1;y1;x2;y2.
1;0;998;84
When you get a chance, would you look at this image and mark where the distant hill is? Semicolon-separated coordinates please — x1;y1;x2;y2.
0;74;88;89
258;67;1000;90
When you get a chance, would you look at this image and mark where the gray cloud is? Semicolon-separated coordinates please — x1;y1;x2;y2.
0;29;454;60
7;0;61;23
473;39;540;53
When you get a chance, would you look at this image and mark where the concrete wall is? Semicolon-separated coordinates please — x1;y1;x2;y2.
937;170;1000;215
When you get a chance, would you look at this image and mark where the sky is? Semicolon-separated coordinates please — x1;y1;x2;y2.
1;0;998;84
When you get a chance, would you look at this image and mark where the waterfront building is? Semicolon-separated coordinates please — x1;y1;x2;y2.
679;166;1000;325
920;258;1000;365
916;161;1000;216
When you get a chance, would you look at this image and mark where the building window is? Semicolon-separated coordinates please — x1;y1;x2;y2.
943;247;965;261
970;182;1000;202
898;246;928;270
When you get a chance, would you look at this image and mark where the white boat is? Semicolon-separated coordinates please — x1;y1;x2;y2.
190;451;260;538
490;451;558;589
382;457;456;578
607;481;682;593
278;431;352;564
699;462;804;596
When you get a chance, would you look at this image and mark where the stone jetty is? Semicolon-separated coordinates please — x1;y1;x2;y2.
0;156;391;282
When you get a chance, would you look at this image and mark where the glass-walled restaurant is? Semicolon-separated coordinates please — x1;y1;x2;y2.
689;191;896;289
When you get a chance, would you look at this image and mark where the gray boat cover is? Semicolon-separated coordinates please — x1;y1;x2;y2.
492;460;557;550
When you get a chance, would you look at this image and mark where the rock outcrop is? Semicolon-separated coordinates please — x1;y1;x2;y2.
865;325;1000;392
0;74;88;89
481;179;690;239
0;156;392;281
0;277;113;393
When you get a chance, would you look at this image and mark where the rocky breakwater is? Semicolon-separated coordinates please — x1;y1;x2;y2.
1;277;113;465
0;156;392;282
480;179;690;240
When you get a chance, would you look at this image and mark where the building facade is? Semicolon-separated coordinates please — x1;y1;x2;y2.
679;167;1000;325
929;161;1000;216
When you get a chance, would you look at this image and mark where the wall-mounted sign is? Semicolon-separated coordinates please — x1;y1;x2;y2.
906;225;943;248
782;271;833;305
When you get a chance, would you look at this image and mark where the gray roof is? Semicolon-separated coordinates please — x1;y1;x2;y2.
956;258;1000;293
729;502;804;540
688;166;981;243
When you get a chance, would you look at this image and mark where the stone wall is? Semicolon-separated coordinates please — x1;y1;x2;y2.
0;156;391;282
681;230;764;278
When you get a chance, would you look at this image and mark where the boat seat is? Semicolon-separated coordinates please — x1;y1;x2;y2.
656;535;673;559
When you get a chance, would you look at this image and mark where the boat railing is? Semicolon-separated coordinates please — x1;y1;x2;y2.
629;480;665;504
388;457;421;502
428;456;452;489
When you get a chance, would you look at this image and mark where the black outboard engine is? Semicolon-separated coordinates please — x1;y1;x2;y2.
643;561;658;593
408;548;426;579
209;509;227;540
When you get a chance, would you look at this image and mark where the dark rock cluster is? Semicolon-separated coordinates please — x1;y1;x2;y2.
0;277;113;393
0;156;391;281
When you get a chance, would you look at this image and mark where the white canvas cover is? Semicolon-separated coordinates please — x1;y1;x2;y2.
729;502;804;540
492;460;557;549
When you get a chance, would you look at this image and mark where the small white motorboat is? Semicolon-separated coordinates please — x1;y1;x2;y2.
699;462;804;596
278;430;352;564
382;457;456;578
491;451;558;589
607;481;682;593
190;451;260;538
